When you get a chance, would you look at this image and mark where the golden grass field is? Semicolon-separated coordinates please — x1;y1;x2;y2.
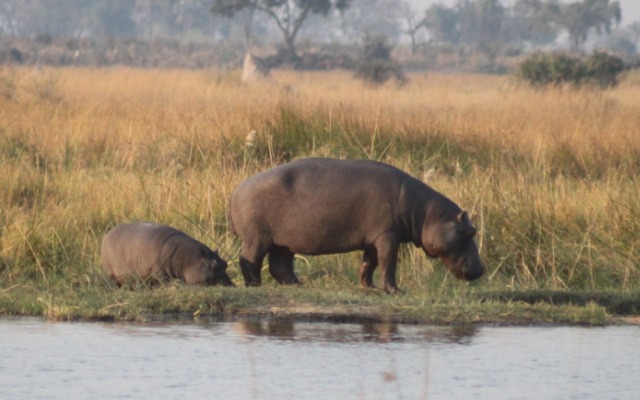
0;66;639;323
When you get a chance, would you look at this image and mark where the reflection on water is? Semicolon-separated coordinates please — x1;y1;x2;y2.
232;319;478;345
0;318;638;400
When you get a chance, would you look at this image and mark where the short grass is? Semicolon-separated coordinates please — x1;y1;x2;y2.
0;66;639;325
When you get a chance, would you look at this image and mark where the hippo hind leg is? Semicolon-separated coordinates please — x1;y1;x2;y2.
239;242;268;287
268;246;299;285
359;247;378;289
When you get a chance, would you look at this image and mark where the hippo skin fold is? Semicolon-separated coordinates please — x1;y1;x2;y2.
228;158;484;293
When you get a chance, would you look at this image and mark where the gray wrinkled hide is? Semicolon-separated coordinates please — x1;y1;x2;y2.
228;158;484;293
101;222;232;286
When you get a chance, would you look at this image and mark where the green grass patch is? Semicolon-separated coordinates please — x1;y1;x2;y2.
0;280;623;326
479;290;640;316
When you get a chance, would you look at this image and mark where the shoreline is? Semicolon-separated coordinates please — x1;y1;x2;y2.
2;285;638;326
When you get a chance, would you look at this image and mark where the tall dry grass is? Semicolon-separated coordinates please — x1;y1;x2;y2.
0;66;638;293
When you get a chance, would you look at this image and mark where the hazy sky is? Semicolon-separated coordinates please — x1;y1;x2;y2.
410;0;640;26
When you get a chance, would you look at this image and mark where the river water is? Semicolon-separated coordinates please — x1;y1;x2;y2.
0;318;638;399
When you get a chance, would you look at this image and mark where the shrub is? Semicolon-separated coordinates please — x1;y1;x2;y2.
517;51;626;88
517;52;584;86
585;51;626;87
354;34;406;86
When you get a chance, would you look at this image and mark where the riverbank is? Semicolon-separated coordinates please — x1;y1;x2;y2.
2;282;638;326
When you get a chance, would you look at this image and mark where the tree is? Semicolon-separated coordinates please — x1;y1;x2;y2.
559;0;621;52
599;21;640;55
457;0;506;55
423;0;506;53
0;0;93;37
211;0;352;66
135;0;215;39
423;4;460;44
512;0;561;46
629;22;640;50
399;1;425;55
338;0;405;42
91;0;137;39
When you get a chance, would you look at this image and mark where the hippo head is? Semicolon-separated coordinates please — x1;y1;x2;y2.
421;210;485;281
185;248;235;286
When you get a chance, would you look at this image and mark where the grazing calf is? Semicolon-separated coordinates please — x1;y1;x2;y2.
101;222;233;286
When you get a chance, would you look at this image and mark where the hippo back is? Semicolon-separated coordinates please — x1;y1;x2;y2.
229;158;413;255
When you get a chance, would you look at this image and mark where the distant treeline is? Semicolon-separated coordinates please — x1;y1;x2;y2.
0;36;244;69
0;36;364;70
1;0;640;71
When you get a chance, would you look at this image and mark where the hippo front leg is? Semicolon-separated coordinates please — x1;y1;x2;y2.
268;246;300;285
374;233;401;294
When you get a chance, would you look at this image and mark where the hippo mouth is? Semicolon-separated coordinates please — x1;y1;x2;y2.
440;254;485;281
210;273;235;287
453;267;484;281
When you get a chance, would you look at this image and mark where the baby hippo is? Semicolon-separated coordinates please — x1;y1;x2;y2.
101;222;233;286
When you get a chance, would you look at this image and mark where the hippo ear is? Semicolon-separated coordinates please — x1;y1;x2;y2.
457;211;476;237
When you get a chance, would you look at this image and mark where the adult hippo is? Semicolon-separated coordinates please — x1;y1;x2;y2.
101;222;233;286
228;158;484;293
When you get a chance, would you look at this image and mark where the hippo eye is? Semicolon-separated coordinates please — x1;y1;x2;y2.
466;226;477;238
